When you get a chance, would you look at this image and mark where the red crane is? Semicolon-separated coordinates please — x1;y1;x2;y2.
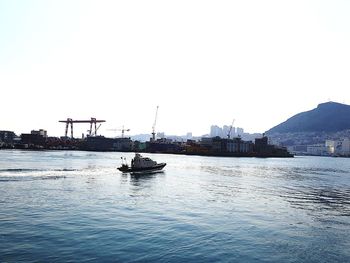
59;118;106;138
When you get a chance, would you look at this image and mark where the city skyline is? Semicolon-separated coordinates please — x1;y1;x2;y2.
1;121;249;140
1;1;350;137
0;100;347;138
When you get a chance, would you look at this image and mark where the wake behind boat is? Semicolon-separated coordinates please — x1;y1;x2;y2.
118;153;166;173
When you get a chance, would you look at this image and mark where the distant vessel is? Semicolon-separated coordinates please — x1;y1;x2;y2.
118;153;166;173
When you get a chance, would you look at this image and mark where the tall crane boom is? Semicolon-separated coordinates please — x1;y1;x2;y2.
151;106;159;142
107;126;130;138
120;126;130;138
227;119;235;139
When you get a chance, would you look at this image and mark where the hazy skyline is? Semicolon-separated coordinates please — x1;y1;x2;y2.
1;1;350;137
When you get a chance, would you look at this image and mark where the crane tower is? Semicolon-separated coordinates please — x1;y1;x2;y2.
151;106;159;142
227;119;235;139
59;118;106;138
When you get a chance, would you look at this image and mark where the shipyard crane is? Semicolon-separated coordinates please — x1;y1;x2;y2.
151;106;159;142
59;118;106;138
227;119;235;139
88;123;102;136
107;126;130;138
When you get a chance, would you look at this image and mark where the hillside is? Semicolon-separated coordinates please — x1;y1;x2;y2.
267;102;350;134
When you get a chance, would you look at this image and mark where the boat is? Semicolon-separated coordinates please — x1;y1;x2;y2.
118;153;166;173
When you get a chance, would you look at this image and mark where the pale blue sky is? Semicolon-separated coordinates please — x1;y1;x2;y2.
1;0;350;137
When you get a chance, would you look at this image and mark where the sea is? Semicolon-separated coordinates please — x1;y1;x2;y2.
0;150;349;263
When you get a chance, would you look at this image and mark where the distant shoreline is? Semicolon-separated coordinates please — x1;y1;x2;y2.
0;147;295;158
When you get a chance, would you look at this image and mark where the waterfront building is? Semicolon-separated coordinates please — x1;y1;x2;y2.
199;137;255;154
81;136;132;151
325;140;336;154
325;139;350;156
212;137;224;152
0;130;17;143
307;144;328;156
31;129;47;138
146;138;184;153
227;138;254;153
133;141;147;151
341;138;350;155
20;129;48;146
200;137;214;149
287;145;308;155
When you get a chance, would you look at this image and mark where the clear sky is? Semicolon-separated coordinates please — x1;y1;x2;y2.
1;0;350;137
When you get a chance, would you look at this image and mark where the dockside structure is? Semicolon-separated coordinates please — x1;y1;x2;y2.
147;136;293;157
81;136;133;151
189;136;292;157
1;129;292;157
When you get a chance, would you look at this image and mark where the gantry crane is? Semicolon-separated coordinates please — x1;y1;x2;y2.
151;106;159;142
59;118;106;138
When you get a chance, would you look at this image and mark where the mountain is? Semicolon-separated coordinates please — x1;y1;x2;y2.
267;102;350;134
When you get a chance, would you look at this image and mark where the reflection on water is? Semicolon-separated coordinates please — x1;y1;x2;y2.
0;151;350;262
197;160;350;222
200;165;245;178
281;186;350;217
119;170;164;186
130;170;164;181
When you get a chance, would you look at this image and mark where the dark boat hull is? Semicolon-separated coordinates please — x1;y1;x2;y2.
118;163;166;173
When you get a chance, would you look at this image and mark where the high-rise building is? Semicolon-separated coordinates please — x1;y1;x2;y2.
236;128;244;136
210;125;222;137
232;127;237;137
186;132;193;140
210;125;244;138
222;125;230;138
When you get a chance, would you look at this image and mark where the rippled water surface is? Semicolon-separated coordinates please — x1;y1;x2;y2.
1;150;349;262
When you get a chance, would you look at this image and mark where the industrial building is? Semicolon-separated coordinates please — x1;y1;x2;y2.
0;130;17;144
20;129;48;147
81;136;133;151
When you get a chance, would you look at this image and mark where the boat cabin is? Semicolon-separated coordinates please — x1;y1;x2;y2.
132;153;157;168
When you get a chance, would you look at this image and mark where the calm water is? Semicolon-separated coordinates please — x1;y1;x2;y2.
0;150;349;263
